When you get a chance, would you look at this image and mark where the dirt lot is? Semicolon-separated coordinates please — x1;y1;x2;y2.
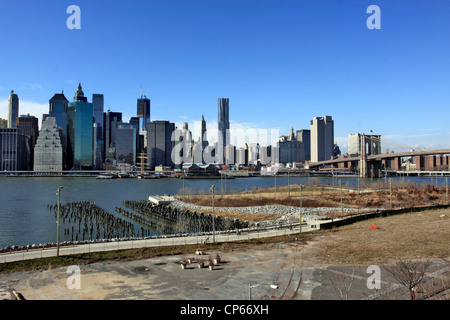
1;207;449;301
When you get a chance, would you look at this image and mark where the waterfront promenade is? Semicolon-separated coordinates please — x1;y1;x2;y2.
0;222;318;264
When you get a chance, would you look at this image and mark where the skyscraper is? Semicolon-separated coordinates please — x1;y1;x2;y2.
0;128;30;171
33;117;63;172
115;123;137;165
147;120;175;170
16;114;39;168
8;90;19;128
310;116;334;162
278;126;305;165
49;92;69;169
67;83;94;170
218;97;230;164
92;94;105;169
137;96;150;131
296;129;311;161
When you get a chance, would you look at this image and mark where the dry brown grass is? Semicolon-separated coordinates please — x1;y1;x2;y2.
177;183;449;211
310;208;450;265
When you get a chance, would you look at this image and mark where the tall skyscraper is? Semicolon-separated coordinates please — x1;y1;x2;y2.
33;117;63;172
137;96;150;131
147;120;175;169
49;92;69;169
310;116;334;162
67;83;94;170
8;90;19;128
115;123;137;165
218;97;230;164
16;114;39;168
0;128;30;171
92;94;105;169
296;129;311;161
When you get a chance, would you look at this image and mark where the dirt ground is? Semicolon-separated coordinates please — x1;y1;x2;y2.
1;208;449;301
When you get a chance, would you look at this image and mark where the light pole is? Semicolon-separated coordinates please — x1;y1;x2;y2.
56;186;63;257
446;177;448;205
299;184;303;233
339;180;343;214
211;185;215;244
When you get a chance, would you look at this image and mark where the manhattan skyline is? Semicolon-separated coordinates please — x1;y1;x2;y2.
1;0;450;153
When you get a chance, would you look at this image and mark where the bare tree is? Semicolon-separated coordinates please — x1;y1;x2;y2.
384;259;431;300
328;266;355;300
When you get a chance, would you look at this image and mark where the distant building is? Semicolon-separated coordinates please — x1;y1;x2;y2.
310;116;334;162
235;144;248;166
137;96;150;135
49;92;69;169
0;128;30;171
0;118;8;128
147;120;175;170
33;117;63;172
103;110;122;151
15;114;39;168
115;123;137;165
92;94;105;169
278;126;305;165
8;90;19;128
218;97;230;164
296;129;310;161
67;83;94;170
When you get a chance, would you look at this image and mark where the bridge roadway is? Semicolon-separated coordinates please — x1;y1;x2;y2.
309;148;450;167
0;221;321;264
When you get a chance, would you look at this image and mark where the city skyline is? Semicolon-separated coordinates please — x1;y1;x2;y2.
1;1;450;153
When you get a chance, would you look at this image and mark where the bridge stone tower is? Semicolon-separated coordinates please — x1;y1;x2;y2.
359;134;382;178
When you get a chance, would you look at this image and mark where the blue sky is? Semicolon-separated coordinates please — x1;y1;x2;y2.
1;0;450;152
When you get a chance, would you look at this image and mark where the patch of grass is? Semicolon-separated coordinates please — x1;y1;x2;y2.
313;208;450;265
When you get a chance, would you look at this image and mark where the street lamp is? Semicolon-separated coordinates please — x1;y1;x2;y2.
249;283;279;300
211;185;216;244
56;186;63;257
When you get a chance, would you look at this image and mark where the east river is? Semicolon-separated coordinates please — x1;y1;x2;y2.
0;175;445;249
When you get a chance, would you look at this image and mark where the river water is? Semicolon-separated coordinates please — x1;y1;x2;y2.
0;175;444;248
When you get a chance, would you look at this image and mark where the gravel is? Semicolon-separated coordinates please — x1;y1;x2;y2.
169;200;373;226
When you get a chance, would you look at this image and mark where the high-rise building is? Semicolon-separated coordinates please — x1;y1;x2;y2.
33;117;63;172
49;92;69;169
137;96;150;130
296;129;311;161
16;114;39;168
218;97;230;164
67;83;94;170
92;94;105;169
236;145;248;166
129;116;141;155
277;126;305;165
115;123;137;165
147;120;175;170
8;90;19;128
104;111;122;150
310;116;334;162
0;128;30;171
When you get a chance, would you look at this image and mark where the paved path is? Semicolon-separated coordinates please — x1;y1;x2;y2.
0;222;320;264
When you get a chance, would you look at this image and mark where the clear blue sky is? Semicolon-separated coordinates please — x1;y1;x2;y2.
1;0;450;152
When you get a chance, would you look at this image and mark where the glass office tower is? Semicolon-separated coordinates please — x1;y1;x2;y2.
67;83;94;170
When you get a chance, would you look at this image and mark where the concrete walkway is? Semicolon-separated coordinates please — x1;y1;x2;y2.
0;222;320;264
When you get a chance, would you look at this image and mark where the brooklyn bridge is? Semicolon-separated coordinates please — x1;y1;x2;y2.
308;148;450;178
